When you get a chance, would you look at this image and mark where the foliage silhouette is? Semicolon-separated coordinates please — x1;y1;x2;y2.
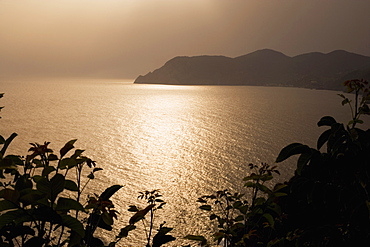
186;79;370;246
274;79;370;246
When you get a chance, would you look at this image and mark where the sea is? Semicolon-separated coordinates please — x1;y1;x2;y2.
0;78;368;246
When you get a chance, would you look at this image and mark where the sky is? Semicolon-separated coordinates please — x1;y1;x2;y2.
1;0;369;80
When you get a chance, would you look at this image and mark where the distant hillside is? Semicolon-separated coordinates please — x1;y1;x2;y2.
134;49;370;90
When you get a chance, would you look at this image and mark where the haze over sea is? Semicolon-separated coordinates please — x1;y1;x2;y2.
1;78;368;245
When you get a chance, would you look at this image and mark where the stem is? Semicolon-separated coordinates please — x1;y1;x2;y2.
76;165;82;218
352;89;359;128
80;178;91;194
251;180;260;209
142;219;149;244
47;222;53;244
147;208;154;247
13;237;21;247
57;225;65;247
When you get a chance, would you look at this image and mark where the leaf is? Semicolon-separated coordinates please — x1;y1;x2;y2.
128;205;139;212
58;158;77;170
129;204;155;224
210;213;217;220
273;183;287;192
55;197;84;212
69;231;82;247
275;143;310;163
19;189;44;206
262;213;275;228
244;181;256;187
0;135;5;144
32;175;43;183
50;173;65;202
93;167;103;172
117;225;136;238
268;203;282;215
71;149;84;159
60;139;77;158
239;205;249;214
296;152;312;175
199;205;212;211
260;174;273;182
152;225;176;247
360;104;370;115
317;129;331;150
42;166;56;177
243;173;262;181
0;156;19;170
348;119;364;125
60;214;85;238
235;215;244;221
0;199;18;211
0;188;20;203
48;154;58;161
15;175;33;191
337;93;346;99
317;116;337;127
87;213;113;231
102;211;114;225
64;180;79;192
0;133;17;157
273;192;287;197
0;209;30;229
341;98;350;106
184;235;207;245
152;235;176;247
100;185;123;201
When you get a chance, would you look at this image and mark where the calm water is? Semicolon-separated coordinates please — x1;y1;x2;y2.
0;79;367;245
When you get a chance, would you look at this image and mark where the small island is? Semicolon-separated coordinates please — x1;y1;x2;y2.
134;49;370;90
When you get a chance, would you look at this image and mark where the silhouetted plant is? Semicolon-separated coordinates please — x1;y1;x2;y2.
275;79;370;246
186;163;286;246
116;189;176;247
0;137;122;247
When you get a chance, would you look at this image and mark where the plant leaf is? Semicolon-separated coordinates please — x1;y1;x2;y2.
60;139;77;158
60;214;85;238
152;225;176;247
0;199;18;211
199;205;211;211
262;213;275;228
129;204;155;225
42;166;56;177
0;133;17;157
117;225;136;238
317;129;331;150
55;197;84;212
100;185;123;201
50;173;65;202
317;116;337;127
275;143;310;163
64;180;79;192
296;152;312;175
184;235;207;245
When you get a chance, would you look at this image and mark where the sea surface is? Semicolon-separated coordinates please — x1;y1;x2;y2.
0;78;368;246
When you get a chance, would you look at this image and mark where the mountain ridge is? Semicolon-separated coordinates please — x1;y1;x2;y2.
134;49;370;90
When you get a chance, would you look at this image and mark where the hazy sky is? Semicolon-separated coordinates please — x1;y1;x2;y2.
1;0;369;80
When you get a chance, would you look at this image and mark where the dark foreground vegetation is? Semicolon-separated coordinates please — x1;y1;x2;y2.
1;79;369;246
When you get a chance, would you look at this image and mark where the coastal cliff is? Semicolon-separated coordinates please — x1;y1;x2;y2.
134;49;370;90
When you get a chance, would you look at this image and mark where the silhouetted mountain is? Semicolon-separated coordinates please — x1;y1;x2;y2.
134;49;370;90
